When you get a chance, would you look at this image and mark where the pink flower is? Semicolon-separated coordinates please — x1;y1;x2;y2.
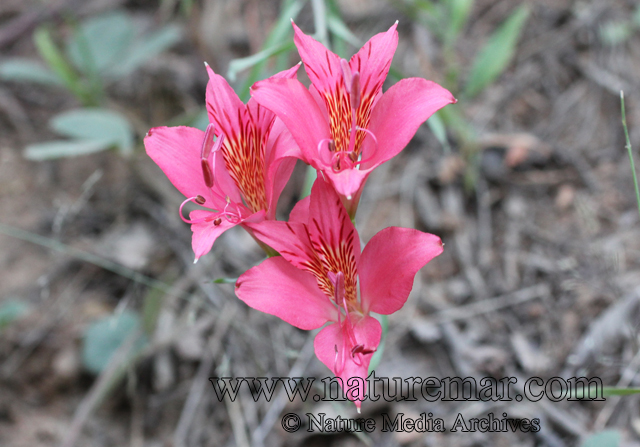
250;22;456;216
144;64;300;261
237;177;443;408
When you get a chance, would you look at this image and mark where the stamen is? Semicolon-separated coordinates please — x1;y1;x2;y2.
317;138;335;166
201;123;216;159
333;271;345;304
201;159;214;188
353;126;379;166
195;195;206;205
179;197;212;224
178;197;240;226
350;72;361;111
340;59;352;93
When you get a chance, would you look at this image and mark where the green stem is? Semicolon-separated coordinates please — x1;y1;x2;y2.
621;91;640;221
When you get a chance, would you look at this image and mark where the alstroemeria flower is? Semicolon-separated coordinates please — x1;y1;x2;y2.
237;177;443;408
250;22;456;216
144;65;300;261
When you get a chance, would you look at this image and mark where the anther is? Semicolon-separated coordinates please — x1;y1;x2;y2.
348;151;358;163
201;159;214;188
195;195;206;205
213;218;222;226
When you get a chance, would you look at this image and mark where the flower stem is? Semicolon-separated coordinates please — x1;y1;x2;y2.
621;91;640;221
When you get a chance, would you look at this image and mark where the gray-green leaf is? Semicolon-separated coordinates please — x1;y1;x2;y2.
49;108;134;155
111;24;182;79
24;139;114;160
0;58;63;85
67;10;135;76
82;310;145;374
581;430;620;447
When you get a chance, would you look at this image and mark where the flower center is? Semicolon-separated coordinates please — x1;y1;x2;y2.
316;59;379;174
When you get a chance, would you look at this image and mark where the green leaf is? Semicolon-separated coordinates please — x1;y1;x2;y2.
445;0;474;45
34;26;92;104
0;300;31;330
464;5;529;98
603;386;640;397
235;0;306;100
24;139;114;160
67;10;135;76
212;277;238;284
427;110;450;151
327;15;361;47
49;108;134;155
0;58;63;85
581;430;620;447
82;310;146;374
111;24;182;79
228;40;296;82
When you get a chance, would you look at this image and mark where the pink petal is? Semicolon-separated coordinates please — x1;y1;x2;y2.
314;314;382;407
322;165;372;201
251;78;330;165
265;156;296;220
247;64;300;144
235;257;336;330
308;177;361;266
361;78;456;169
205;64;246;139
292;21;342;94
349;22;398;101
244;220;317;271
189;210;239;261
263;118;300;219
289;195;310;224
144;126;219;204
359;227;444;315
210;140;243;206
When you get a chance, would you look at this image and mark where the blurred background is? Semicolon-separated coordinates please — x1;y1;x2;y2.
1;0;640;445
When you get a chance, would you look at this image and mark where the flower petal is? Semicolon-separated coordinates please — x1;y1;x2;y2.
144;126;222;205
292;21;342;94
244;220;317;271
322;165;372;201
314;314;381;408
289;195;310;224
308;176;361;267
189;210;239;261
359;227;444;314
251;78;330;164
235;257;336;330
349;22;398;101
361;78;456;169
205;64;246;139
